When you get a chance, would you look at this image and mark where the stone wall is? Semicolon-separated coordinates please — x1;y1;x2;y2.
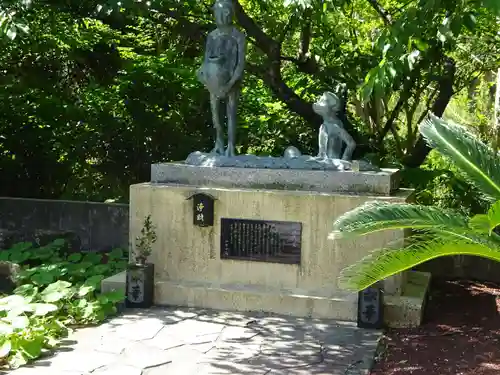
0;197;129;251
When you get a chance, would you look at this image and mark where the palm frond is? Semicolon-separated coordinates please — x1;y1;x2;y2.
338;233;500;291
331;201;469;239
419;114;500;201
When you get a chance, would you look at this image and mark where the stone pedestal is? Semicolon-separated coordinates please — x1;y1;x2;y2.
103;162;430;327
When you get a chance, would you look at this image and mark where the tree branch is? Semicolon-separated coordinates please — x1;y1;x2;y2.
366;0;392;25
298;7;312;61
403;57;456;167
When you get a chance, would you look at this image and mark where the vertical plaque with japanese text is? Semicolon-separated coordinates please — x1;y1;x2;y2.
220;218;302;264
189;193;215;227
357;284;384;329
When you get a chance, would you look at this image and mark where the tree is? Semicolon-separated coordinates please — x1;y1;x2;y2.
93;0;500;166
331;113;500;291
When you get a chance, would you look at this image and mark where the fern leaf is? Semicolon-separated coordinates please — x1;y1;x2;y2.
419;114;500;201
331;201;469;239
338;233;500;291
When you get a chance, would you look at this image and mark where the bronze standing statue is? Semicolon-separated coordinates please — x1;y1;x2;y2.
197;0;246;157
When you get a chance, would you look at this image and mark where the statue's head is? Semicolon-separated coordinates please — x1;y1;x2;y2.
213;0;234;26
313;91;340;118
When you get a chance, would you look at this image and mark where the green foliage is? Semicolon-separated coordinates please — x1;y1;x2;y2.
134;214;157;264
0;0;498;201
332;114;500;291
0;239;127;369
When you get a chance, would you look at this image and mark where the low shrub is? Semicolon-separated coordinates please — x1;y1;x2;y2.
0;239;127;369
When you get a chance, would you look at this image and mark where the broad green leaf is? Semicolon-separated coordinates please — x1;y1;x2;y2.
9;242;33;252
30;272;55;286
42;280;72;294
67;253;83;262
14;284;38;302
41;291;67;303
0;295;29;310
108;248;125;260
0;340;12;358
77;285;94;297
8;316;29;330
84;275;105;288
31;303;58;317
18;337;44;359
0;322;13;335
101;290;125;303
9;251;32;263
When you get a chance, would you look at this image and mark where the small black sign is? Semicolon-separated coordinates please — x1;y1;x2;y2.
220;218;302;264
357;284;384;329
187;193;216;227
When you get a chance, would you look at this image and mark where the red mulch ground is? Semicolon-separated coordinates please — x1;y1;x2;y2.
371;278;500;375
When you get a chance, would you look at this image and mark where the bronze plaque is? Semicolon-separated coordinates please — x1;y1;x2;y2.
220;218;302;264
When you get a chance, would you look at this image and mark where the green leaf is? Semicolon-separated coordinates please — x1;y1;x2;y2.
0;340;12;358
8;316;29;330
9;242;33;252
41;281;73;302
0;322;14;335
338;235;500;291
31;303;58;316
67;253;83;262
18;337;44;359
77;285;94;297
101;290;125;303
0;295;29;310
463;13;477;31
487;201;500;234
413;38;429;51
30;272;55;286
469;214;490;233
6;25;16;40
14;284;38;298
331;201;469;239
40;291;67;303
84;275;105;288
83;253;103;265
43;280;72;293
108;248;125;260
9;251;32;263
419;115;500;202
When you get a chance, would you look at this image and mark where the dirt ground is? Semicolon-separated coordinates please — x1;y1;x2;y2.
371;279;500;375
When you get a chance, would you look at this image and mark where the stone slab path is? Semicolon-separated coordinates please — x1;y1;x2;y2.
6;307;381;375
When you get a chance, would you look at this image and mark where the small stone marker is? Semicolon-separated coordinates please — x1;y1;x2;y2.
220;218;302;264
357;283;384;329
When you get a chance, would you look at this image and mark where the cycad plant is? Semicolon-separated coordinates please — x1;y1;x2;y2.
332;113;500;291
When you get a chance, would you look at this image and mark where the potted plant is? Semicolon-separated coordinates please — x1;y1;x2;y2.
125;215;157;308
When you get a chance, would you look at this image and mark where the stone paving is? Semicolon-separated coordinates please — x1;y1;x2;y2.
6;307;382;375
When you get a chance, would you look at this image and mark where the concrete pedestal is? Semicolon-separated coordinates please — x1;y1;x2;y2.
103;162;430;327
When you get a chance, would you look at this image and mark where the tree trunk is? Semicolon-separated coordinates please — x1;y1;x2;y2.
402;58;456;168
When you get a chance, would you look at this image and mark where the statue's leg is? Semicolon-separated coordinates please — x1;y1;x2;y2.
226;89;239;157
331;137;343;159
339;127;356;161
317;124;328;159
210;93;225;155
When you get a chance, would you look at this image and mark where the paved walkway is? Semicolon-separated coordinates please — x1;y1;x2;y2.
7;307;381;375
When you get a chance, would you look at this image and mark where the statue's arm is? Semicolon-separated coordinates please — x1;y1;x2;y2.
233;32;246;80
225;32;246;89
